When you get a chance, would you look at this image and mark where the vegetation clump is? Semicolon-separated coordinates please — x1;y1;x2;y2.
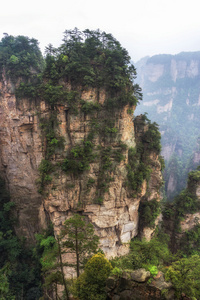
15;28;142;109
139;198;161;228
0;34;44;81
62;140;95;175
165;255;200;299
127;114;162;194
72;253;112;300
111;234;172;272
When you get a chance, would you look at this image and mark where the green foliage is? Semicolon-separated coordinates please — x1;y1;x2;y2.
15;28;141;109
127;147;152;193
15;80;41;100
72;253;112;300
148;265;158;276
40;83;69;105
40;112;65;158
175;189;200;218
86;177;96;190
111;266;123;277
0;264;15;300
162;202;175;219
142;121;161;154
159;155;165;171
80;100;101;114
62;140;95;175
94;197;104;205
37;111;65;192
130;237;172;270
127;108;134;115
179;223;200;256
60;214;99;277
126;115;162;194
111;235;172;272
187;169;200;188
38;159;53;193
118;141;128;150
13;28;141;109
35;225;70;300
95;147;115;201
101;147;112;170
59;29;139;102
113;149;125;162
0;34;44;80
139;198;161;228
103;125;118;135
165;255;200;299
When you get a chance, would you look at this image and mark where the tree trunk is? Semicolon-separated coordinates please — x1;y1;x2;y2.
57;238;70;300
75;228;80;277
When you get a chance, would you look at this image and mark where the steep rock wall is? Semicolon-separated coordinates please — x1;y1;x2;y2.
0;76;162;260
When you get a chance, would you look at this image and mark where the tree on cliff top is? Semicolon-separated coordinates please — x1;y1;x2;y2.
14;28;142;108
43;28;142;106
0;34;44;80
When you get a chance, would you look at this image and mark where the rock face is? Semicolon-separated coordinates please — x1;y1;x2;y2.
0;75;162;261
135;52;200;200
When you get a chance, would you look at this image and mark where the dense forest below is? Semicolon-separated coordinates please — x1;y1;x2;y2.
1;30;200;300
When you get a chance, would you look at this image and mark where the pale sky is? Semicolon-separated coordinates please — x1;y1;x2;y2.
1;0;200;62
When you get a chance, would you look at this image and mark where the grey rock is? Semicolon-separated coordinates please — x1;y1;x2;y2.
130;268;150;282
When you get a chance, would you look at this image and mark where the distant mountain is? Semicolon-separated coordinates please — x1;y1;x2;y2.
135;52;200;200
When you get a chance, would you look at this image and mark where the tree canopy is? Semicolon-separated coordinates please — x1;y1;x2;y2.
41;28;142;107
0;34;44;80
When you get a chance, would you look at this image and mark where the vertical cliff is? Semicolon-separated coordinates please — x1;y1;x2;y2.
0;32;163;263
0;81;162;257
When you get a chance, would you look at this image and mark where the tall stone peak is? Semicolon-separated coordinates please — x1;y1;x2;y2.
0;76;162;259
0;32;163;268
